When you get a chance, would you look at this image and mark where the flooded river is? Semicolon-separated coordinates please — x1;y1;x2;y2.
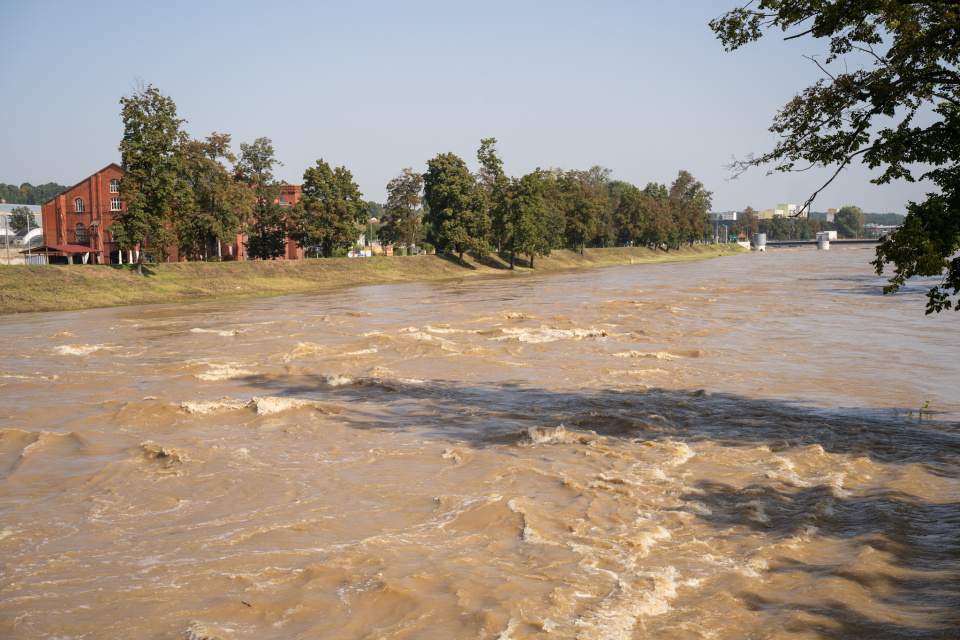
1;247;958;639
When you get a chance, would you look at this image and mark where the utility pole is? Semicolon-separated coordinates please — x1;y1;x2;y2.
3;215;9;264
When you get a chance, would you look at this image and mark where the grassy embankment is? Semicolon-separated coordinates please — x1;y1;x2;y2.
0;244;746;315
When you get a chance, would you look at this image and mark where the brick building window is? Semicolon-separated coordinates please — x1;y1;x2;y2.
111;198;122;211
110;179;120;193
76;223;87;243
75;198;85;213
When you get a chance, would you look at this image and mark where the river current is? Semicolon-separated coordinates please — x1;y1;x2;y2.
1;247;958;639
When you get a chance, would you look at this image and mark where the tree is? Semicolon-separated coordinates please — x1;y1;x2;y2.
834;205;865;239
8;206;33;233
0;183;66;205
477;138;508;251
642;183;673;250
422;152;489;265
613;182;646;246
736;206;759;239
498;170;555;269
288;159;367;257
237;137;287;260
112;83;184;274
380;168;423;252
173;133;252;261
667;170;713;247
711;2;960;313
557;170;604;255
761;215;792;240
585;166;615;248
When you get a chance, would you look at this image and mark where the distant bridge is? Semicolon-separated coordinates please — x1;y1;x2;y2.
764;238;880;248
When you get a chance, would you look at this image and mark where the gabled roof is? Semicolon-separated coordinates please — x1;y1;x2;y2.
42;163;125;206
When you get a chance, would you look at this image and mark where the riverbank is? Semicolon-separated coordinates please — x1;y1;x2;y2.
0;244;745;315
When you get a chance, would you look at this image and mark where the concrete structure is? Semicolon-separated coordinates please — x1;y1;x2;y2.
816;230;836;250
752;233;767;251
826;209;838;222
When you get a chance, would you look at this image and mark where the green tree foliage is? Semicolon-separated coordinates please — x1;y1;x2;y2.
834;205;865;239
641;183;672;249
612;182;646;246
666;171;713;248
366;202;384;220
555;170;604;255
733;206;760;239
380;168;423;252
288;159;367;257
8;206;34;233
0;182;66;205
422;152;489;265
237;137;287;260
478;138;508;251
762;216;793;240
113;83;184;273
711;1;960;313
586;166;615;248
173;133;252;261
498;170;556;269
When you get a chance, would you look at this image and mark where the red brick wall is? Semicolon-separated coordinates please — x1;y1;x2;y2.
42;165;311;263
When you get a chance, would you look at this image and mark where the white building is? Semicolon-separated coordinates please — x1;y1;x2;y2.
711;211;739;221
776;203;809;218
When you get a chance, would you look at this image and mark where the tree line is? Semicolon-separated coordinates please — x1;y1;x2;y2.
111;85;719;274
0;182;66;205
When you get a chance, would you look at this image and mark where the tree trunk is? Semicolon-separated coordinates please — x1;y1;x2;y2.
510;251;515;270
458;250;464;266
530;254;535;269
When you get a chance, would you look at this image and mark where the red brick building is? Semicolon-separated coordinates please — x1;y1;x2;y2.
41;165;306;263
41;163;129;264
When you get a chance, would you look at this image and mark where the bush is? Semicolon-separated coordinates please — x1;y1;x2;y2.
395;247;406;256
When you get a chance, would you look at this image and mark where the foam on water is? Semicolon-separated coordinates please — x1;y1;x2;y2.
140;440;189;463
195;364;254;381
179;399;249;414
189;328;241;337
525;425;599;446
491;325;613;344
54;344;115;356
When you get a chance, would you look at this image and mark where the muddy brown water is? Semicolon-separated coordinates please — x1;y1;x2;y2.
1;247;958;639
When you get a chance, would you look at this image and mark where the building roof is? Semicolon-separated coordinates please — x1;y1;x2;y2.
42;163;124;206
20;244;101;255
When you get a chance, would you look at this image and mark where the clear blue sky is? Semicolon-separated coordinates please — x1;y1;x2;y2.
1;0;928;213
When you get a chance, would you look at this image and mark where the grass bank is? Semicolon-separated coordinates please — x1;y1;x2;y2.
0;244;746;315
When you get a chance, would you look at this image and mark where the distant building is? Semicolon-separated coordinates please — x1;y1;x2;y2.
775;203;809;218
826;208;838;222
0;203;42;239
711;211;739;221
40;164;306;263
